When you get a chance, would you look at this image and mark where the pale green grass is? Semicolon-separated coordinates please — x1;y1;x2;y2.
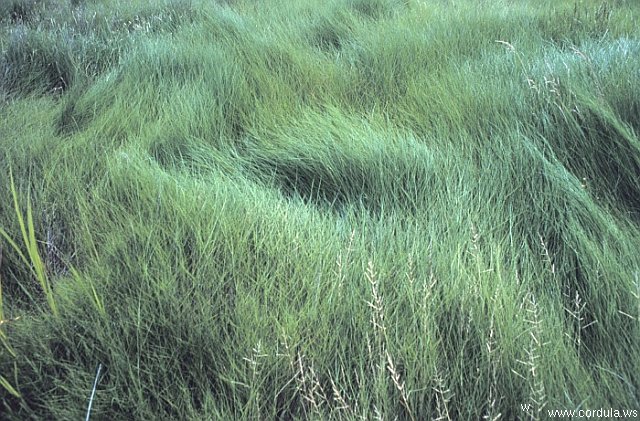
1;0;639;419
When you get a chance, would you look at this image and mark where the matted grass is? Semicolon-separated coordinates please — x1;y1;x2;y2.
1;0;639;419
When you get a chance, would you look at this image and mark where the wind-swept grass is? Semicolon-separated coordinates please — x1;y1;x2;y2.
1;0;640;419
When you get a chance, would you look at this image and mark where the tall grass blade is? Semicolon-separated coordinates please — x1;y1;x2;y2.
0;169;58;317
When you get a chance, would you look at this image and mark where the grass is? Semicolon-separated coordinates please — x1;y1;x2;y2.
1;0;639;419
0;169;58;318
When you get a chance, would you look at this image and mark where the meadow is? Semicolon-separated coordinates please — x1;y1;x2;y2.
1;0;639;419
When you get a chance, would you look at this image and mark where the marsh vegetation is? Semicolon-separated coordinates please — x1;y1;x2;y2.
1;0;639;419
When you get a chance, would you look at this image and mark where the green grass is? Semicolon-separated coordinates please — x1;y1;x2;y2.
1;0;639;419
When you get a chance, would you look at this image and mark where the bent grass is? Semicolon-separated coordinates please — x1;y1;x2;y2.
0;169;58;318
0;168;59;400
1;0;640;418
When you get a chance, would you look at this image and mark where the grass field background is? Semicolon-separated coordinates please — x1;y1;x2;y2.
1;0;639;419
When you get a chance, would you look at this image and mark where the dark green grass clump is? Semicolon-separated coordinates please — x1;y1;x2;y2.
1;0;640;419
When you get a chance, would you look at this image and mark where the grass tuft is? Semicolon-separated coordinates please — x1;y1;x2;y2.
1;0;640;418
